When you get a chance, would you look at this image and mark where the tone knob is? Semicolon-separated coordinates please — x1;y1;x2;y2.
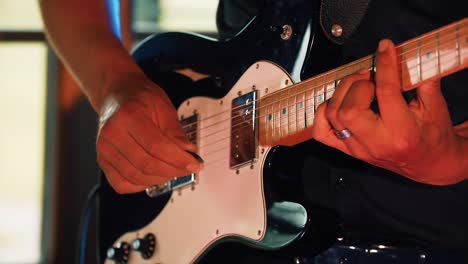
132;233;156;259
106;242;131;264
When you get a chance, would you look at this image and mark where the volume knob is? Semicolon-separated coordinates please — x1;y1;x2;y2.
106;242;131;264
132;233;156;259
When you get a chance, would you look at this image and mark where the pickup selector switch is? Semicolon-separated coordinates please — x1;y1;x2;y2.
106;242;131;264
132;233;156;259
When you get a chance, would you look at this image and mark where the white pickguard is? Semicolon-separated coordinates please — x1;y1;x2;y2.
105;61;293;264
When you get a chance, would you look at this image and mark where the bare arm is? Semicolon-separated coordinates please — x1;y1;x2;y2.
39;0;203;193
39;0;142;111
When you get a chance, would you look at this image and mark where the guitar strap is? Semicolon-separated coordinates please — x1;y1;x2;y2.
319;0;371;44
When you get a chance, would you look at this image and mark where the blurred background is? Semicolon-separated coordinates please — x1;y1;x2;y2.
0;1;217;263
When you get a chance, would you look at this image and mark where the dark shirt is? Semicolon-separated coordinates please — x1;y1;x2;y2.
216;0;468;251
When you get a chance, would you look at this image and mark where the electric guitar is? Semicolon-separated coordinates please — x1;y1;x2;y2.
100;3;468;263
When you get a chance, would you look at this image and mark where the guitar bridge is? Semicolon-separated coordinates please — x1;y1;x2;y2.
145;174;196;198
145;114;198;198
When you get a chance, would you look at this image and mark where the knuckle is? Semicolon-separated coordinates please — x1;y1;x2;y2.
324;110;336;124
325;103;338;121
392;138;414;154
149;142;161;155
121;167;137;183
338;107;359;123
123;167;153;185
141;159;156;175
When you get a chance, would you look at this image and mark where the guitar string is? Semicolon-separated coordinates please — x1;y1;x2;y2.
177;27;466;132
189;54;467;158
158;22;468;186
182;50;467;141
186;53;466;152
179;29;467;132
183;53;466;144
229;26;467;116
226;51;467;130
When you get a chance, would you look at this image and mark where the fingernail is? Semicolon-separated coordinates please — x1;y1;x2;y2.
378;40;389;53
186;150;204;163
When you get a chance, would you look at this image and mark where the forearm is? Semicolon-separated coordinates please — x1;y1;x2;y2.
39;0;144;112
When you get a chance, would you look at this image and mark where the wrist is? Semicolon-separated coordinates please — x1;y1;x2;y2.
94;66;147;114
81;42;144;113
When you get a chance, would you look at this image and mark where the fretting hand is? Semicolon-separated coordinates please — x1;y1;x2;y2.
96;73;203;194
313;39;468;185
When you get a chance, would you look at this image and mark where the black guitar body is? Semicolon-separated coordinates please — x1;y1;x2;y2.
99;0;349;262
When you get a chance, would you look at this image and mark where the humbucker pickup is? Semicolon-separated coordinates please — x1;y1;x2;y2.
230;91;258;168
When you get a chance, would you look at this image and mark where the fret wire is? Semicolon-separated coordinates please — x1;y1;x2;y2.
311;79;316;127
256;52;459;118
323;73;327;103
276;92;280;140
305;83;309;128
399;30;464;57
242;51;464;127
187;54;468;142
315;76;321;111
265;27;466;102
294;84;298;133
277;92;280;140
456;24;461;66
303;83;308;128
193;52;465;138
185;54;466;142
278;90;282;139
400;19;466;52
286;86;290;136
334;69;338;97
183;25;467;132
278;92;282;138
303;83;307;129
264;96;268;145
417;40;422;82
436;32;441;75
401;46;409;89
282;90;285;138
271;92;275;141
281;91;284;138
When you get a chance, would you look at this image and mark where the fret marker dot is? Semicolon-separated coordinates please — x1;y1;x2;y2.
282;108;287;115
317;94;324;103
299;102;303;108
426;52;431;59
268;114;272;121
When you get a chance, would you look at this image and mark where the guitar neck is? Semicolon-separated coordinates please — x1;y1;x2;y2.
259;18;468;147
